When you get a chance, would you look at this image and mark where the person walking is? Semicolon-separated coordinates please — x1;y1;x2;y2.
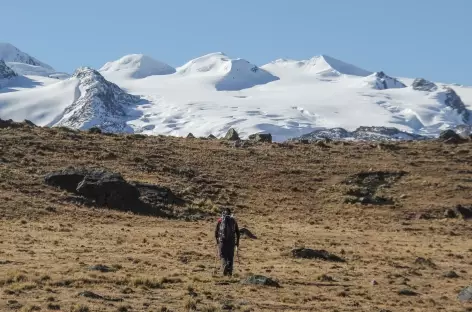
215;208;240;276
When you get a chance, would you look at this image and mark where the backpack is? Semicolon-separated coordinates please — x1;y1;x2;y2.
219;214;235;243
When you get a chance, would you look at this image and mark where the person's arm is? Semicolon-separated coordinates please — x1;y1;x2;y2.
215;220;220;244
234;220;240;247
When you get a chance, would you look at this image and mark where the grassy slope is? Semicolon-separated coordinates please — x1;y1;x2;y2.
1;125;472;312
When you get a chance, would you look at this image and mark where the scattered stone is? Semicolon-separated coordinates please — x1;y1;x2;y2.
88;127;102;134
224;128;240;141
239;227;257;239
88;264;117;273
414;257;437;268
438;129;464;144
371;280;378;286
398;289;418;296
318;274;335;282
444;208;457;218
186;133;195;139
248;133;272;143
242;275;280;287
458;286;472;302
291;248;345;262
444;271;459;278
78;291;123;302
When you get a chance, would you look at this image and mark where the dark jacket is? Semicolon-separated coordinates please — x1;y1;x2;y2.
215;215;240;247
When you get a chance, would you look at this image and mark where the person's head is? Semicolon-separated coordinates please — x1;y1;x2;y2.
222;207;231;216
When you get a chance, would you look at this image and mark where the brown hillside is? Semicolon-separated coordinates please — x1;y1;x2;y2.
1;124;472;311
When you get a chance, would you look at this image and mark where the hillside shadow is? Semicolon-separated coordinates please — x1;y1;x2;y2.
0;76;42;94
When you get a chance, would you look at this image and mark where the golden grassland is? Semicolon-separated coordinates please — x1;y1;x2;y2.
1;125;472;311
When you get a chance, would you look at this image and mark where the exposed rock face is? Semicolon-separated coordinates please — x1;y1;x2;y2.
441;87;469;123
0;60;17;80
224;128;240;141
44;167;181;216
292;126;426;142
54;67;141;132
412;78;437;92
367;71;406;90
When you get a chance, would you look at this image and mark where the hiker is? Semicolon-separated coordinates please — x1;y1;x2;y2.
215;208;240;276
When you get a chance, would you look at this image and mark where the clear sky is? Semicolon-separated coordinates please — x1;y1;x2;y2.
2;0;472;84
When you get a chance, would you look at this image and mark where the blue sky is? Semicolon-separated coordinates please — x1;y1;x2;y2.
2;0;472;84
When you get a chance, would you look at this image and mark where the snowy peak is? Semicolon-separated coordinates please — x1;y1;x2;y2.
438;87;469;123
263;54;372;77
177;52;279;91
0;60;17;80
363;71;406;90
54;67;141;132
100;54;176;78
0;43;53;70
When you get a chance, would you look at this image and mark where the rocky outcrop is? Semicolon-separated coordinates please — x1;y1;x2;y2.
224;128;240;141
438;129;465;144
53;67;141;132
0;60;17;80
441;87;469;123
366;71;406;90
412;78;437;92
292;126;426;142
248;133;272;143
44;168;181;216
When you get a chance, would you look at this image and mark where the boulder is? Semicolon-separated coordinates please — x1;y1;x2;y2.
455;204;472;219
439;129;463;145
208;134;217;140
44;168;181;216
242;275;280;287
444;271;459;278
248;133;272;143
291;248;345;262
224;128;240;141
458;286;472;302
186;133;195;139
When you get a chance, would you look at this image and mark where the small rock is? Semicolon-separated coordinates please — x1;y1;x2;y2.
291;248;345;262
88;127;102;134
224;128;240;141
88;264;116;273
444;208;457;218
398;289;418;296
444;271;459;278
318;274;335;282
414;257;436;268
242;275;280;287
239;228;257;239
455;205;472;219
371;279;378;286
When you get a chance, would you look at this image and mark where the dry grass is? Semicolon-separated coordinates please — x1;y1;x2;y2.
1;125;472;311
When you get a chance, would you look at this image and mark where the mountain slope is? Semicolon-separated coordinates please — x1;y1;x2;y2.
0;43;53;70
100;54;176;78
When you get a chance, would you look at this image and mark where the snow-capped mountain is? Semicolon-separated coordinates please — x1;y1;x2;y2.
1;43;472;142
176;52;279;91
0;43;68;79
100;54;176;79
53;67;142;132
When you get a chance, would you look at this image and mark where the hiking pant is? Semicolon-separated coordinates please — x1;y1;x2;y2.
219;242;235;276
